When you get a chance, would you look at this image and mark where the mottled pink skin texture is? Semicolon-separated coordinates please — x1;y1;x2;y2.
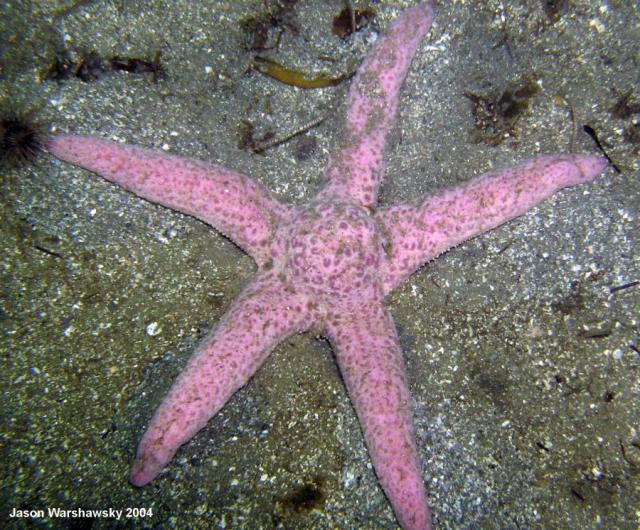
46;3;607;529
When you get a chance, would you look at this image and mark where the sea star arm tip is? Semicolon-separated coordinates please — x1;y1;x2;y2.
46;134;289;266
377;153;608;293
320;2;435;208
128;272;315;486
326;302;432;530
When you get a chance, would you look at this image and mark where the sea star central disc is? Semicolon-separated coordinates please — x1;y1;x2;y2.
285;201;382;298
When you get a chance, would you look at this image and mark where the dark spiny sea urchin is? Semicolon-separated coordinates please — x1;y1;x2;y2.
0;113;45;166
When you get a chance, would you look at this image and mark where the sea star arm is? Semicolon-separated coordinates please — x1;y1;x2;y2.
376;153;607;294
46;135;290;266
319;3;434;208
325;302;431;530
129;271;315;486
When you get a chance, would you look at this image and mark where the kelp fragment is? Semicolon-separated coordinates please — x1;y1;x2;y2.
253;56;348;89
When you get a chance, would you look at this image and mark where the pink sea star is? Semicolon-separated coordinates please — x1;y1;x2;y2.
46;3;606;529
